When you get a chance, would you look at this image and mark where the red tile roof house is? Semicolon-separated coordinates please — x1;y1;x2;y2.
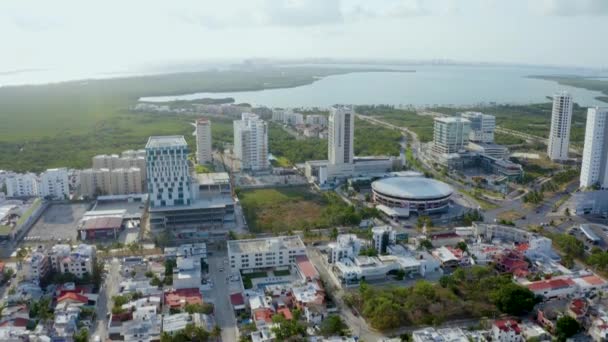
494;249;529;274
164;288;203;310
492;319;523;341
567;298;589;321
57;292;89;306
527;278;577;298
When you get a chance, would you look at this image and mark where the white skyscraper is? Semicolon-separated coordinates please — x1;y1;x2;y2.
196;118;213;165
547;91;573;161
233;113;269;171
580;107;608;188
328;106;355;165
146;136;192;208
461;112;495;143
432;117;471;154
40;168;70;199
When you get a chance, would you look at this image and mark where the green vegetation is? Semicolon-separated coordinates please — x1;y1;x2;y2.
319;315;349;337
239;187;361;233
73;328;89;342
354;118;402;156
523;190;544;204
29;297;53;322
555;316;580;341
271;310;306;340
343;267;537;330
273;269;291;277
160;323;210;342
241;271;268;290
494;132;525;145
185;303;214;315
269;123;326;163
462;209;484;225
268;117;401;167
433;102;589;146
0;67;392;172
356;105;434;142
195;164;215;173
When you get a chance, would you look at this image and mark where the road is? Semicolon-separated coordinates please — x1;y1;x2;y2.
92;258;121;341
204;249;238;342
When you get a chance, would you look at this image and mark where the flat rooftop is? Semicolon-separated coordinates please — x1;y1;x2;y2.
195;172;230;186
145;135;187;149
228;236;305;254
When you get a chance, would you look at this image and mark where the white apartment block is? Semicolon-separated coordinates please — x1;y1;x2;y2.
121;149;146;159
233;113;269;171
580;107;608;188
285;112;304;126
228;236;306;271
50;244;96;278
92;154;121;170
372;226;396;253
327;234;362;264
432;117;471;154
40;168;70;199
146;136;192;208
24;251;50;283
110;167;143;195
461;111;495;143
306;114;327;127
79;168;112;198
196;118;213;165
547;91;573;161
328;106;355;166
5;173;39;197
272;109;285;122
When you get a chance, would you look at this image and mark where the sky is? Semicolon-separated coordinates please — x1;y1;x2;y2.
1;0;607;74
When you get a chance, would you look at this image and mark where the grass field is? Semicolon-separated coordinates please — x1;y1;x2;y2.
0;67;393;172
239;187;329;233
356;105;435;142
238;187;355;233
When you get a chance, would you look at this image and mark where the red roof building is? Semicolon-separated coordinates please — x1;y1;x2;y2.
164;288;203;309
492;319;522;341
78;216;123;240
494;250;528;274
568;298;589;319
57;292;89;305
253;308;274;326
277;307;293;320
295;255;319;280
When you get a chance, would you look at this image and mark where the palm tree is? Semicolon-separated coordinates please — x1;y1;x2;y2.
211;325;222;341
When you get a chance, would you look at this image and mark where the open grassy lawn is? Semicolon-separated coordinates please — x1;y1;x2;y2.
239;187;329;233
0;67;390;172
239;187;358;233
356;105;435;142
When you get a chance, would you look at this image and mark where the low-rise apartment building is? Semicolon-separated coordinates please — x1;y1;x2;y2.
228;236;307;271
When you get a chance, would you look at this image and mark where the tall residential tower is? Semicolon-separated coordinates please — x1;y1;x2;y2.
328;106;355;166
580;107;608;188
233;113;269;171
196;119;213;165
547;91;573;161
461;112;495;144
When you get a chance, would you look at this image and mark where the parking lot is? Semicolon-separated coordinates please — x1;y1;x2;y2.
25;202;92;242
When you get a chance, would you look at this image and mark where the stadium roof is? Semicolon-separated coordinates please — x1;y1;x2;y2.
372;177;453;200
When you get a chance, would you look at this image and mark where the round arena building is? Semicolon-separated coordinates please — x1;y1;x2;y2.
371;176;454;215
